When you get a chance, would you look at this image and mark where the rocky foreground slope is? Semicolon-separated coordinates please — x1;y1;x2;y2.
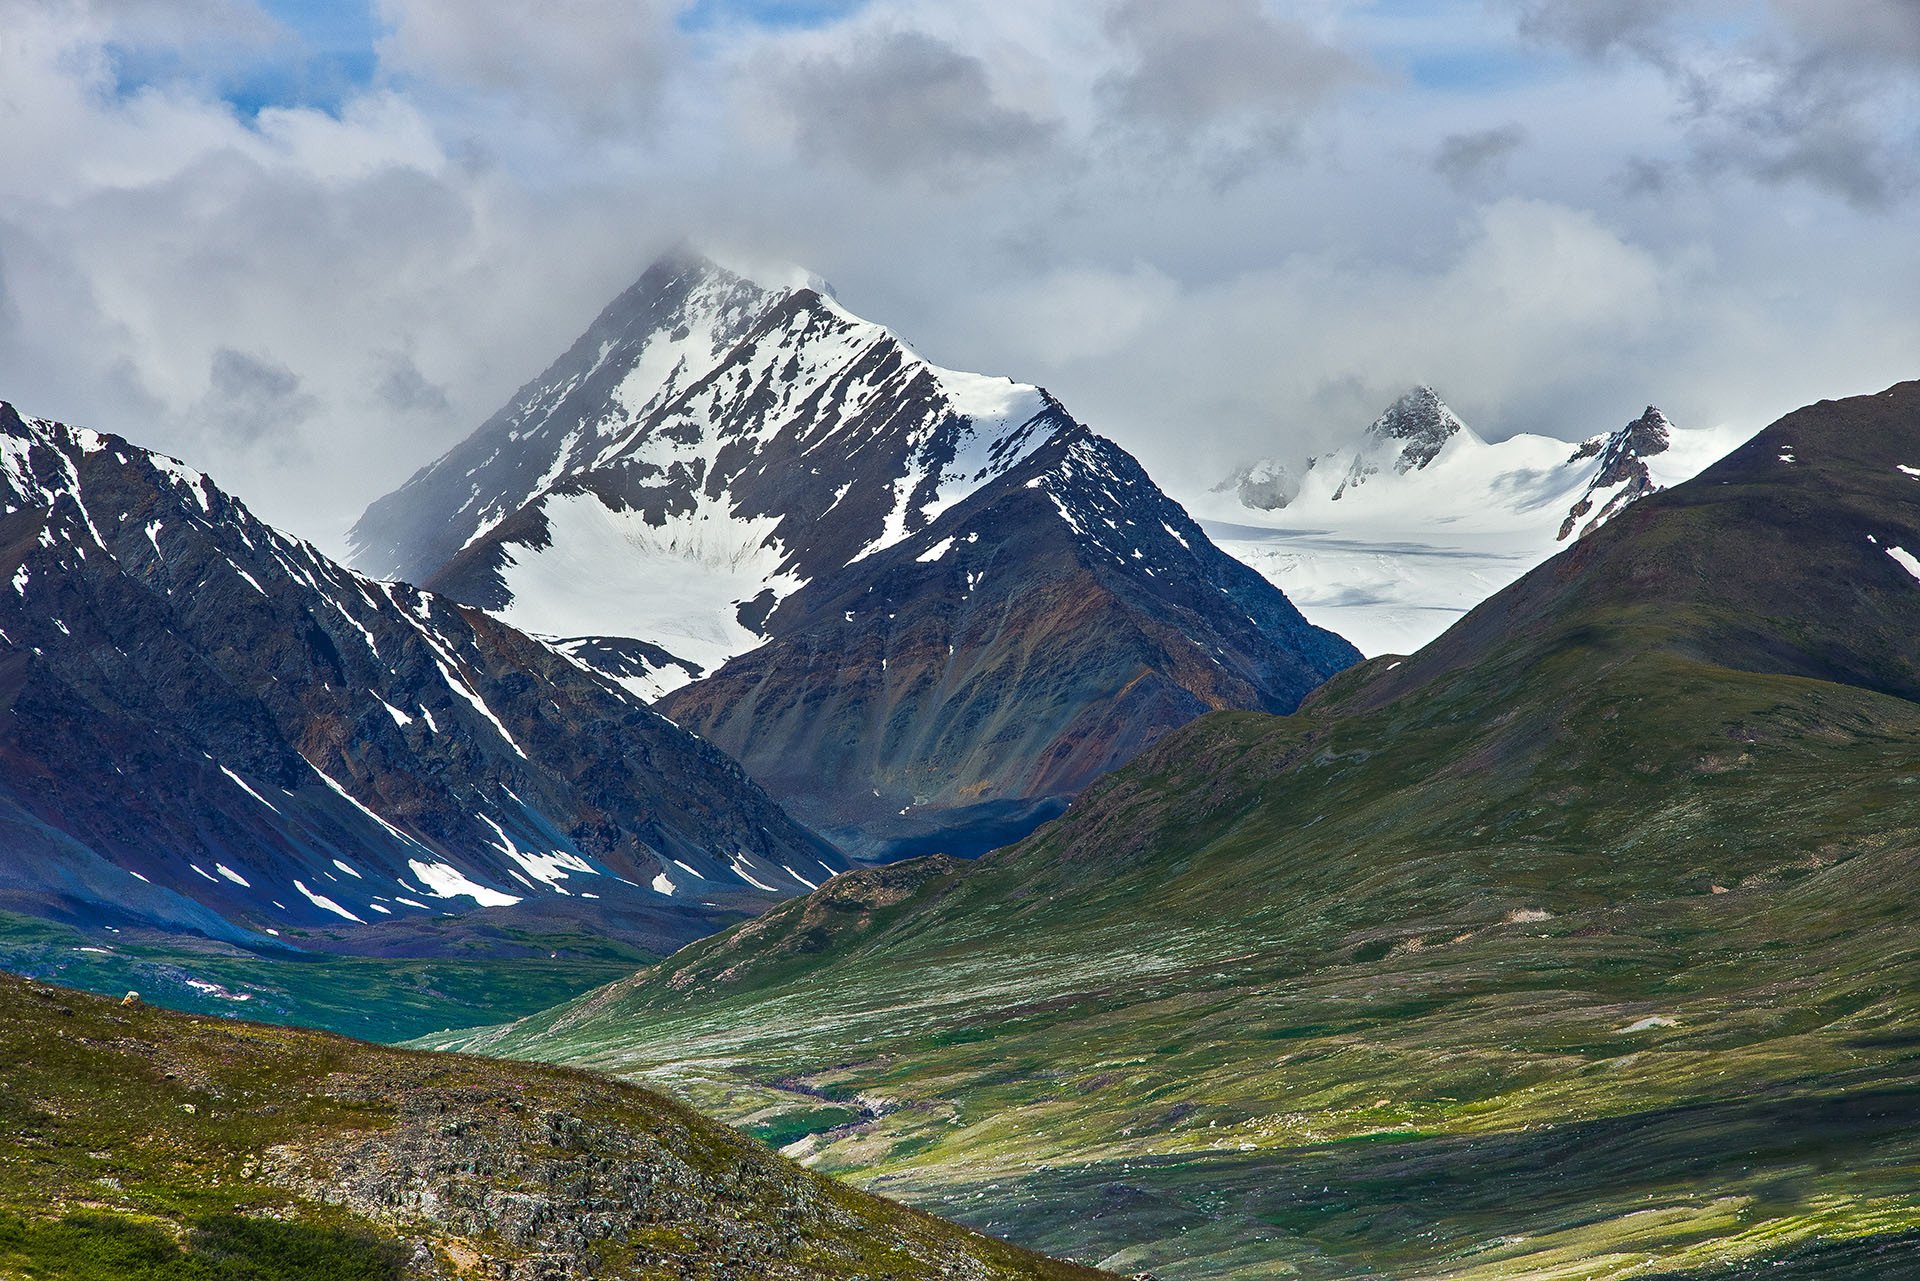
432;382;1920;1278
0;971;1109;1280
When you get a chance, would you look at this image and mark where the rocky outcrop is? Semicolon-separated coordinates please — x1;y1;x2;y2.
0;971;1107;1281
1557;407;1674;540
1330;386;1468;499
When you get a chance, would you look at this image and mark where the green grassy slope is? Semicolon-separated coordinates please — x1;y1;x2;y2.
0;971;1108;1280
422;383;1920;1278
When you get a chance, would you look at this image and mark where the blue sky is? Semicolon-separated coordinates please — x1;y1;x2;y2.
173;0;875;115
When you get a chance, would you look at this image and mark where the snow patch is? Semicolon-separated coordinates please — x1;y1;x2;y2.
430;656;528;759
1618;1015;1678;1033
494;493;802;691
478;814;596;892
727;855;779;893
407;859;522;908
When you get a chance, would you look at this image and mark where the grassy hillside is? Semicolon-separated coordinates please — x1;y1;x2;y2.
422;384;1920;1278
0;970;1109;1279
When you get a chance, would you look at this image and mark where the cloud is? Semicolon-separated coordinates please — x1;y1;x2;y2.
375;351;451;415
1772;0;1920;70
1512;0;1678;60
1512;0;1920;207
970;262;1179;365
763;29;1058;179
1098;0;1367;160
196;347;315;447
373;0;686;130
74;0;283;51
1432;124;1528;188
0;0;1916;556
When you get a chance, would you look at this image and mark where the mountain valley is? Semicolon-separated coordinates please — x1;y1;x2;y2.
426;381;1920;1278
3;319;1914;1279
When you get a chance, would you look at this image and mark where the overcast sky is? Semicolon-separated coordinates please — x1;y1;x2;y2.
2;0;1916;553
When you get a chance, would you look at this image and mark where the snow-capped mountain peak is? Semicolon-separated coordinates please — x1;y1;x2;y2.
1201;393;1756;656
1365;385;1475;465
357;251;1070;698
354;255;1359;858
1331;385;1477;500
352;252;799;586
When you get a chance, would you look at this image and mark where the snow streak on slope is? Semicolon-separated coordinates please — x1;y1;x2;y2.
1199;394;1754;655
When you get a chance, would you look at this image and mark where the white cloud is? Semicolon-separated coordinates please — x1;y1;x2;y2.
0;0;1911;554
373;0;687;131
1100;0;1369;144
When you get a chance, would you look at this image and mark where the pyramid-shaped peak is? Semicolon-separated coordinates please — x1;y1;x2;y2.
1371;385;1462;434
1366;385;1469;471
636;244;835;300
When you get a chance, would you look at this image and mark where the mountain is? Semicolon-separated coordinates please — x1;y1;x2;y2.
350;249;1060;697
431;382;1920;1279
1202;388;1752;656
0;401;844;957
0;972;1110;1280
351;252;1360;858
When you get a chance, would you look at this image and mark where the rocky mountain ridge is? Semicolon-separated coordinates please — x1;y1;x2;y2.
0;401;842;950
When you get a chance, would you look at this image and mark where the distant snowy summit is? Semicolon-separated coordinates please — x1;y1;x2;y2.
1558;405;1674;540
1221;385;1476;510
1202;388;1753;655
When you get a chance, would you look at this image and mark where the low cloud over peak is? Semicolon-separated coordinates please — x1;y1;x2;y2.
0;0;1912;547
